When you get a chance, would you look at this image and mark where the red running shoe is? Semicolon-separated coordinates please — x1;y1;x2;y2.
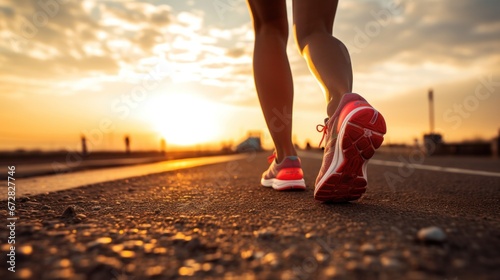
261;153;306;191
314;93;386;202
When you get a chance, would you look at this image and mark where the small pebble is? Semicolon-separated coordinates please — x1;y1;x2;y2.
120;250;136;259
61;206;76;218
75;214;87;220
173;232;192;242
92;206;101;211
145;265;164;277
315;252;329;263
346;260;365;271
95;255;122;270
417;226;447;243
342;251;360;260
254;228;275;239
204;252;222;262
363;256;381;269
153;247;168;255
17;268;33;279
253;251;265;260
178;266;195;276
360;243;376;254
111;244;124;253
123;240;144;249
87;237;112;249
241;250;253;260
18;245;33;256
262;253;280;267
305;232;318;239
202;263;213;271
53;258;71;269
380;256;403;270
323;266;345;279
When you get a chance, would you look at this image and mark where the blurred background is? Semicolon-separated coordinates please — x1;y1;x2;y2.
0;0;499;156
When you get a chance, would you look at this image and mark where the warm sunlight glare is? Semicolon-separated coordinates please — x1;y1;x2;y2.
146;93;221;146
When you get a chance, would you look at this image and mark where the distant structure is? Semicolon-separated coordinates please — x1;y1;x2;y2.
160;138;166;155
236;131;262;153
124;135;131;154
423;89;443;155
81;135;88;156
428;89;435;134
492;129;500;158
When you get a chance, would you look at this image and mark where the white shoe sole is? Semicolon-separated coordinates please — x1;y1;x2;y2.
261;178;306;191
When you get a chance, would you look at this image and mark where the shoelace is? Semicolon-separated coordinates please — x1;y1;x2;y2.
267;152;276;164
316;118;330;147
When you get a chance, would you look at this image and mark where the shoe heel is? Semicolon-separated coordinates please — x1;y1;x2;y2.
314;108;386;202
276;167;304;180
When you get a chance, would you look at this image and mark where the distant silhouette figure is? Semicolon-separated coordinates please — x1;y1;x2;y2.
124;135;130;154
305;141;312;151
249;0;387;201
494;129;500;158
81;135;88;156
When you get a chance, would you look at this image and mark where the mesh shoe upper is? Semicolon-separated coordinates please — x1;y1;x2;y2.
315;93;370;186
262;155;303;181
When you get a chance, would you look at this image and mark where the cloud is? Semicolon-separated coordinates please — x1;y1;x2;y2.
335;0;500;72
0;0;179;96
225;47;246;58
0;0;255;101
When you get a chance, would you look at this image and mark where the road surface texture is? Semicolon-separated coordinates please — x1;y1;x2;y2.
1;151;499;280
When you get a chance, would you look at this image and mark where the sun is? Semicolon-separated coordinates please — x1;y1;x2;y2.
146;93;221;146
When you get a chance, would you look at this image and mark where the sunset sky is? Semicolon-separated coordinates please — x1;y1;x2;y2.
0;0;499;151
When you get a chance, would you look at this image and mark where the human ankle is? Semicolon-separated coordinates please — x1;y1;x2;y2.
276;150;297;164
327;98;340;117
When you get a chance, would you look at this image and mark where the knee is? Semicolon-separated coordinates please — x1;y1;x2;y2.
253;18;289;41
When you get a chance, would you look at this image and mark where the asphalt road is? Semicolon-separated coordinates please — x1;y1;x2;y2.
0;151;499;279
